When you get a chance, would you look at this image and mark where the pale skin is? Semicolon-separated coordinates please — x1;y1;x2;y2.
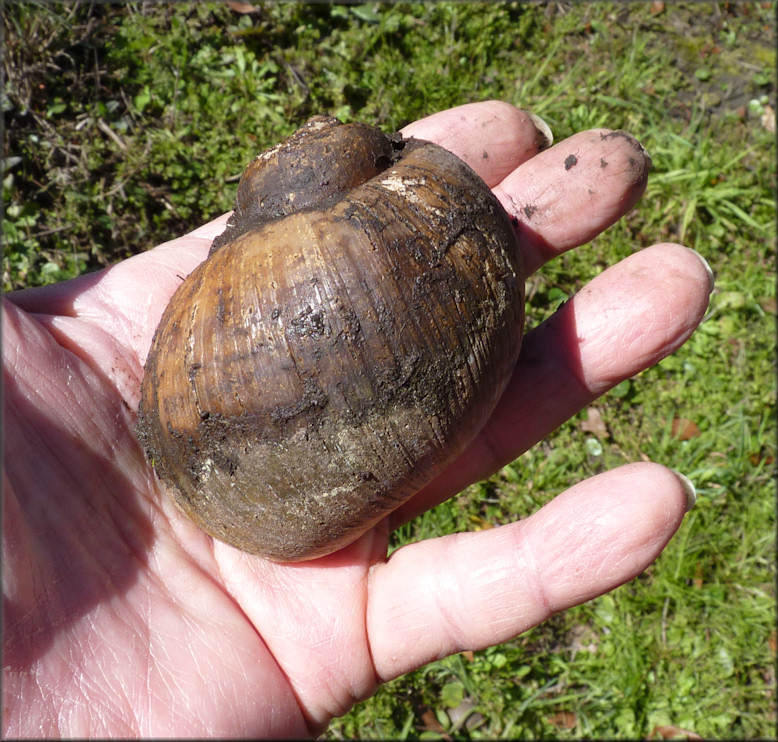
3;101;713;737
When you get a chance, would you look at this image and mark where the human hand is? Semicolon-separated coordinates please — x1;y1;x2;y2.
3;101;712;737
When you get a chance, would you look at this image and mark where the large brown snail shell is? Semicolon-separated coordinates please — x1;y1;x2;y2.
137;115;524;562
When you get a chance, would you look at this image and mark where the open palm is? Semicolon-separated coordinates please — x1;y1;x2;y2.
3;102;712;737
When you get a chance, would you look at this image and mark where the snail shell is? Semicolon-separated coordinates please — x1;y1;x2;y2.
137;115;524;561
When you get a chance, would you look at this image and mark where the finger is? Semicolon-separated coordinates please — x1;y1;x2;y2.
368;462;694;681
494;129;652;275
400;100;553;186
390;243;713;527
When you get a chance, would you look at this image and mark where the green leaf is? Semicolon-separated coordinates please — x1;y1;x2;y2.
716;291;747;311
610;379;632;398
490;652;507;669
440;681;465;709
716;646;735;677
134;85;151;112
350;4;381;23
46;101;66;117
547;286;568;305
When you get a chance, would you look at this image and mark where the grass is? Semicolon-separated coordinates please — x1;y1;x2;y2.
4;1;775;738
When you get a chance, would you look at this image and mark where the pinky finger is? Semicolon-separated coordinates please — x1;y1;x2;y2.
367;462;695;682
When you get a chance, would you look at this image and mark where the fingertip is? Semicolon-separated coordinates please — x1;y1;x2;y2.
641;242;715;324
565;243;714;388
653;242;715;295
179;211;233;243
524;462;691;607
626;461;694;522
594;128;652;185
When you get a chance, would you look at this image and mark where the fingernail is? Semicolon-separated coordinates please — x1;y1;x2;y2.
671;469;697;512
527;111;554;151
689;248;716;294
